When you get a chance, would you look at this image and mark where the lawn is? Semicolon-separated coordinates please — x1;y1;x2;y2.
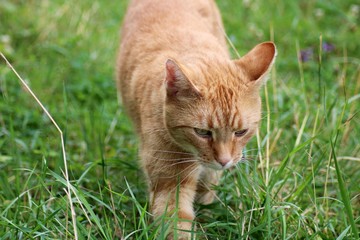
0;0;359;239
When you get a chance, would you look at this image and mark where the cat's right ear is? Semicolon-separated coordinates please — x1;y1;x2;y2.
235;42;276;87
165;59;201;100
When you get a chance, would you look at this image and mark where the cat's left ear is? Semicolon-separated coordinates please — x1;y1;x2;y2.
235;42;276;86
165;59;201;101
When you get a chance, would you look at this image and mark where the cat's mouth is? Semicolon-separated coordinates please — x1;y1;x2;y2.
199;152;246;170
200;159;235;171
218;159;234;170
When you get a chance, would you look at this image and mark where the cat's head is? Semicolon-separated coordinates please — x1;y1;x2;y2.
164;42;276;170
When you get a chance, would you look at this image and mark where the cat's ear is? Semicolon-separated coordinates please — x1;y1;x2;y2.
235;42;276;85
165;59;201;100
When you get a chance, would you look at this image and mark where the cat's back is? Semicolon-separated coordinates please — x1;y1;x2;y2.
118;0;225;66
121;0;221;37
117;0;227;128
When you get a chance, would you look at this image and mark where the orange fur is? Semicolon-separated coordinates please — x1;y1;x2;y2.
117;0;276;238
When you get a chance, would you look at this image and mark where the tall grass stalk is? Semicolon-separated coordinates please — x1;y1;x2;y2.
0;52;78;239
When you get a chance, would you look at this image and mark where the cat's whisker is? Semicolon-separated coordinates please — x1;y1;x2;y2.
157;163;198;179
155;158;195;171
242;148;258;153
157;158;197;162
154;159;198;170
242;155;255;158
149;149;194;156
175;165;201;189
234;159;252;169
245;154;257;158
167;159;198;168
143;129;168;134
240;160;252;166
146;155;196;161
243;156;255;161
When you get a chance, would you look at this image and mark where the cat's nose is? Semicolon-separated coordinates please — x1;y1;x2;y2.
218;158;232;168
214;143;233;168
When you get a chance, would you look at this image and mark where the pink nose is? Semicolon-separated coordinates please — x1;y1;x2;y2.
218;158;231;167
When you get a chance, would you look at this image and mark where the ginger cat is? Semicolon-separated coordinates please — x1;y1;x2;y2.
117;0;276;238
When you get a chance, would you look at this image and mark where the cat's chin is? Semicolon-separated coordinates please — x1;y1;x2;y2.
202;160;234;171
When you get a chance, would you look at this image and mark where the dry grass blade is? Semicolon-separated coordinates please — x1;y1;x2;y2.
0;52;78;239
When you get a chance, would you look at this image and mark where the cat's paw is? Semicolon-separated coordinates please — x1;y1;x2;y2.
196;190;216;205
166;225;195;240
167;232;192;240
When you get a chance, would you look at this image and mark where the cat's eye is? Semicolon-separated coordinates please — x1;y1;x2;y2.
194;128;212;138
235;129;248;137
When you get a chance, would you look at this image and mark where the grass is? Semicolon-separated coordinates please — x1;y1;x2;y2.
1;0;359;239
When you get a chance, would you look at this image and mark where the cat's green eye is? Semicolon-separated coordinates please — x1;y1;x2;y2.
194;128;212;138
235;129;248;137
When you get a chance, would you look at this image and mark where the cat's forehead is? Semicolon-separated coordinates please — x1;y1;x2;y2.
192;80;261;128
194;98;257;131
201;80;249;109
195;62;248;93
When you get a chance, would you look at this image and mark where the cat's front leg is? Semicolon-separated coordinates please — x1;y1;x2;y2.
195;168;222;205
150;177;198;240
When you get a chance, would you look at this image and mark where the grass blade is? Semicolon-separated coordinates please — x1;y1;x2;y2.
331;135;359;238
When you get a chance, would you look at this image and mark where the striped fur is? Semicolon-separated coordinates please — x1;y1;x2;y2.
117;0;276;238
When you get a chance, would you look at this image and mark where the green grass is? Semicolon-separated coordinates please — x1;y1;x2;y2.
1;0;359;239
